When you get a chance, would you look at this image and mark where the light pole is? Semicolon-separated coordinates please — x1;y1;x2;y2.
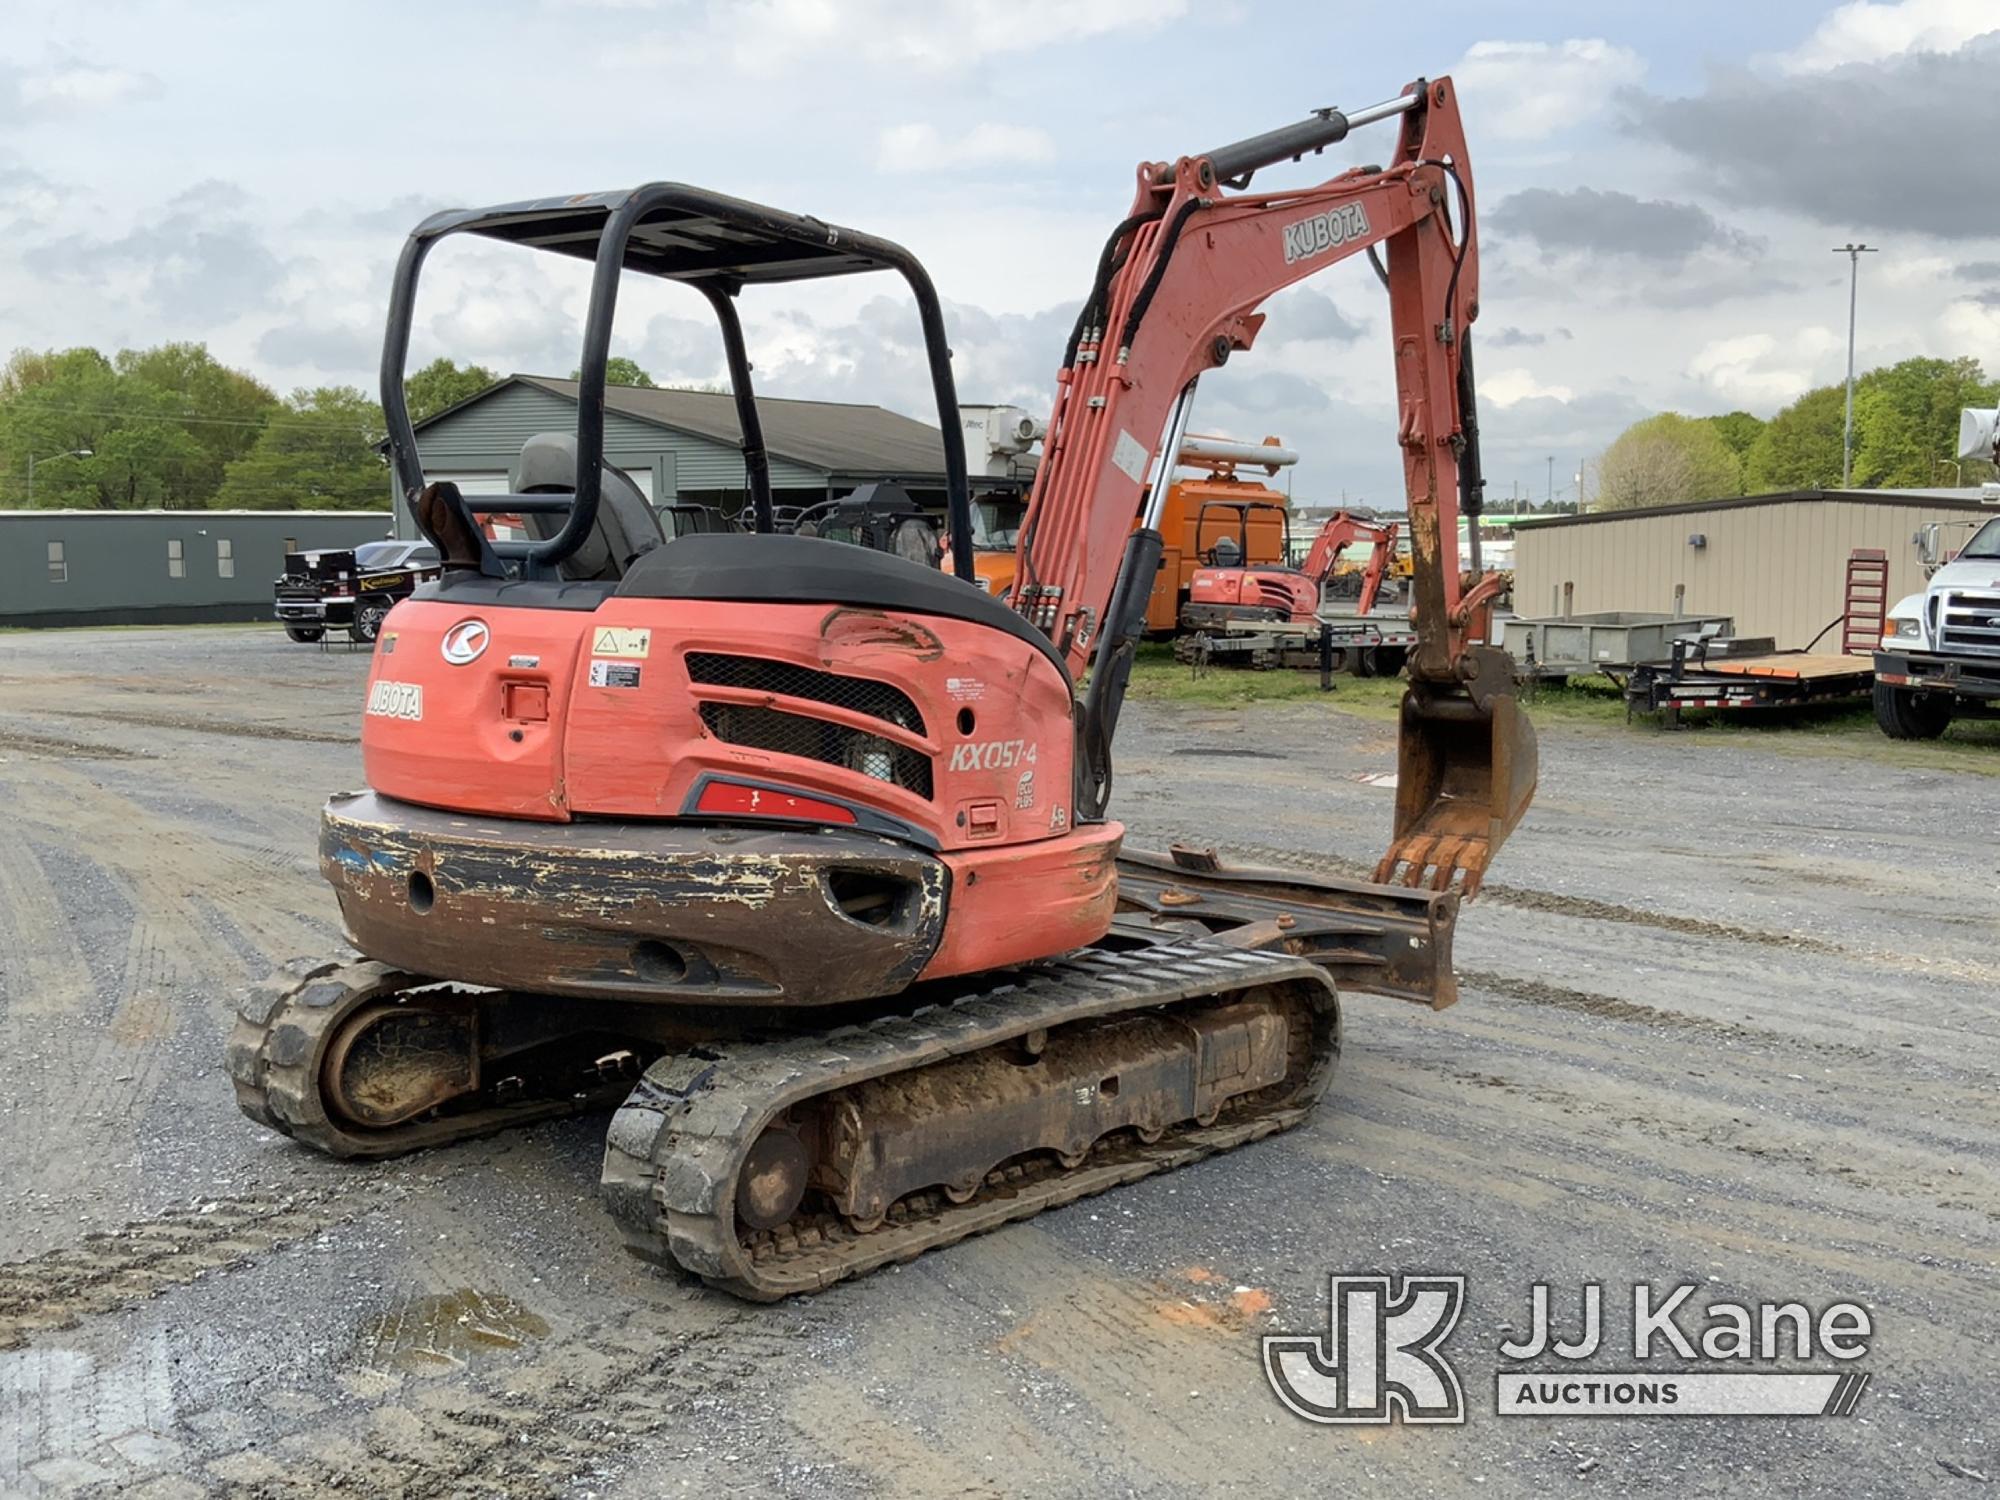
1832;243;1877;487
27;447;92;504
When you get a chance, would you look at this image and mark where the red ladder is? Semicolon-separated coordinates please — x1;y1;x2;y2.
1841;548;1888;656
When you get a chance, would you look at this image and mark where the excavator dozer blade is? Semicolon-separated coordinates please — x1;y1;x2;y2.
1373;648;1537;897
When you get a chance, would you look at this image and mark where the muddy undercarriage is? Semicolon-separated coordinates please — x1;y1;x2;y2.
229;842;1455;1299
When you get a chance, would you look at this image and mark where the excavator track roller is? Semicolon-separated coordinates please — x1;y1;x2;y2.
600;944;1339;1300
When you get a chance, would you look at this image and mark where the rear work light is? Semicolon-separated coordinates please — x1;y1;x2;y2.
694;780;858;825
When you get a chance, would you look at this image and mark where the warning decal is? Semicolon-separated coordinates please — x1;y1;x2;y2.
591;627;651;659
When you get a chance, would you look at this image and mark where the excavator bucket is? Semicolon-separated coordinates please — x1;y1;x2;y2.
1374;648;1538;897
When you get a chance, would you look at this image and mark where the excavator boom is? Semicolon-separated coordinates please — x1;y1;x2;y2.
1011;75;1535;893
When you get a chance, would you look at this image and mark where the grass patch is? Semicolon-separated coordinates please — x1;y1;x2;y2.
1126;644;2000;774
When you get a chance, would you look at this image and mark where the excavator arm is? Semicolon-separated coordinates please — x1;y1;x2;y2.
1012;75;1535;895
1300;511;1401;615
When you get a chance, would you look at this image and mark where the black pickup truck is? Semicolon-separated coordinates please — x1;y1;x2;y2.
274;539;441;643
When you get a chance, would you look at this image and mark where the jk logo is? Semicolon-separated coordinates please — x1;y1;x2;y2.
1264;1274;1467;1424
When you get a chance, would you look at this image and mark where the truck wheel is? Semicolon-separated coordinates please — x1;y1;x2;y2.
284;626;324;644
349;601;390;644
1873;681;1952;740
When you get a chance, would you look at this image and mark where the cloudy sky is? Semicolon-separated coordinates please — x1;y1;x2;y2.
4;0;1997;506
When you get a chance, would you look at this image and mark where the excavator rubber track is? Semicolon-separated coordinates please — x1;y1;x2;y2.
599;943;1337;1300
227;849;1451;1300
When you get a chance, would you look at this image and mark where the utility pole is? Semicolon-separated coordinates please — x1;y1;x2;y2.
1832;243;1877;488
1546;455;1554;505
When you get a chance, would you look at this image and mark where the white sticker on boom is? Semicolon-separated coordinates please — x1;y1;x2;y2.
1110;430;1150;484
591;626;651;659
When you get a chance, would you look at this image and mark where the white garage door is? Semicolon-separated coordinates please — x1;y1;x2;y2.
425;468;656;499
426;471;511;495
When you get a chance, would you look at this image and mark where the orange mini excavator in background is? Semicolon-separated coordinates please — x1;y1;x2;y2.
1182;508;1403;632
229;76;1537;1299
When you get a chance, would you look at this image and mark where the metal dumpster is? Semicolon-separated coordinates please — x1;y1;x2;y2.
1503;611;1735;677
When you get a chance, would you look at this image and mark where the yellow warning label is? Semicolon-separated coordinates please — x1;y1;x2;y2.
590;627;651;659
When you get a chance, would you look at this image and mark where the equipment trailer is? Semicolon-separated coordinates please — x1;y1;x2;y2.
229;76;1536;1299
1624;639;1875;723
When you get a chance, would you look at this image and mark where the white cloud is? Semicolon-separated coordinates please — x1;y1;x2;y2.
876;122;1056;174
622;0;1189;76
15;60;158;112
1938;296;2000;354
1483;367;1574;407
1687;329;1841;405
1880;252;1955;286
1449;39;1645;141
1775;0;1999;73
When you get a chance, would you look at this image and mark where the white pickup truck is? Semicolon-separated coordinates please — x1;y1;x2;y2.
1874;407;2000;739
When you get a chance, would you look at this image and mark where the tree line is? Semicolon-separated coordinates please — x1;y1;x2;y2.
1589;356;1999;511
0;347;662;511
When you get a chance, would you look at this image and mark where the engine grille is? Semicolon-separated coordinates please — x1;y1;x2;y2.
1254;578;1299;612
698;703;933;799
1936;590;2000;658
684;652;925;733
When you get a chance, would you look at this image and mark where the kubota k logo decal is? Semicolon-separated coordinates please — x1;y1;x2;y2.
440;619;490;665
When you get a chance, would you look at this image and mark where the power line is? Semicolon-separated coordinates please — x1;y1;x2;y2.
7;400;385;435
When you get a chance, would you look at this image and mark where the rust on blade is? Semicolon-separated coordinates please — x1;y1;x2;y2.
1115;847;1459;1009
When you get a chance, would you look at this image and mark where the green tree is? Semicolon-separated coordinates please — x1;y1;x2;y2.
1594;413;1743;509
1851;355;1999;487
1742;385;1847;491
1;342;277;509
0;347;117;506
571;356;656;388
114;343;277;502
404;357;498;423
213;386;389;510
1703;410;1764;461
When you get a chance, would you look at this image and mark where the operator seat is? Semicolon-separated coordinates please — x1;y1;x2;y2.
1208;535;1243;568
513;432;664;582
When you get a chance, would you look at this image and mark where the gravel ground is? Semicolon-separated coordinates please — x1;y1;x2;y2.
0;625;1994;1498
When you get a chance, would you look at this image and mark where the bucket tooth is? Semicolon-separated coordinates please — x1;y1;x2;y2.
1376;648;1538;898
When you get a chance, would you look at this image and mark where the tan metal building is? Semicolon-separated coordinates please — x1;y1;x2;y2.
1512;489;1997;652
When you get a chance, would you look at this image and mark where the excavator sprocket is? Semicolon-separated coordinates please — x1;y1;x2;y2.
599;943;1337;1300
225;958;641;1160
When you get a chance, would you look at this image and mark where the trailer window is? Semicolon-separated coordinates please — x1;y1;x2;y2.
216;537;235;578
47;540;67;584
167;538;185;579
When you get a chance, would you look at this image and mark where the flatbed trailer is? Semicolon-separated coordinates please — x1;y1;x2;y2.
1624;641;1874;722
1176;612;1417;676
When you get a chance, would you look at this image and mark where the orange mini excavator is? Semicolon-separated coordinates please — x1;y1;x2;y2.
230;76;1536;1299
1182;508;1404;631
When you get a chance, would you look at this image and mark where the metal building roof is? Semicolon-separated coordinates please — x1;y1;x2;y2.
413;375;954;480
1516;487;1998;530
